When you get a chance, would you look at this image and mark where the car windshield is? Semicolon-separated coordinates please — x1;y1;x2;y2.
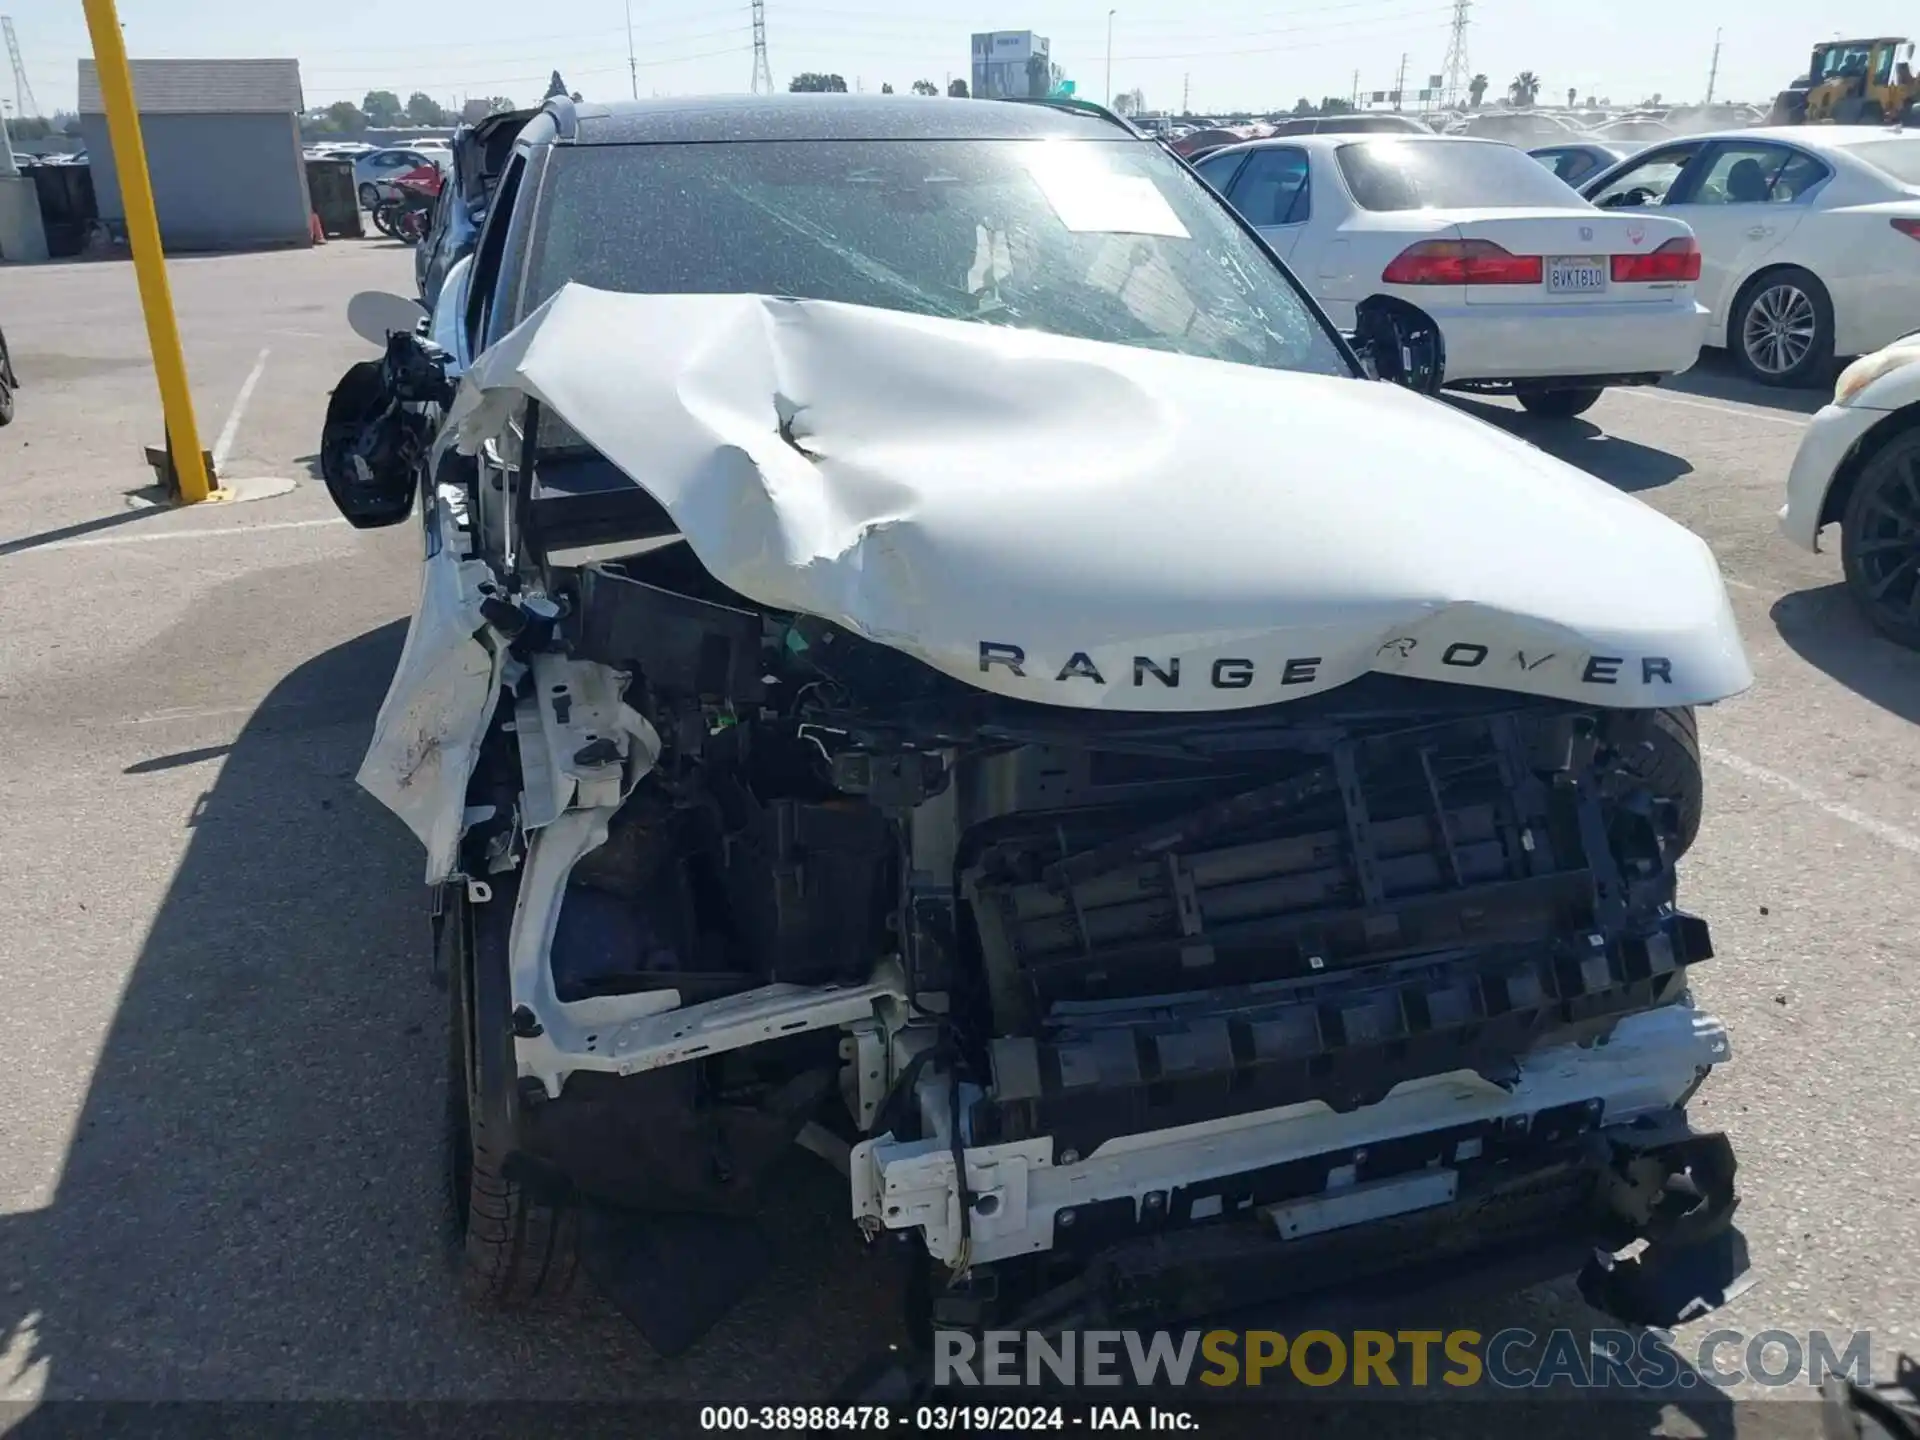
1336;138;1589;210
522;138;1351;379
1842;137;1920;185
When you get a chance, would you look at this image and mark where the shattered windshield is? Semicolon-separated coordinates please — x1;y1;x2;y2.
521;138;1351;378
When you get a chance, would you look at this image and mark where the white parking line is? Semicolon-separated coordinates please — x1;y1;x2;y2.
1615;388;1810;429
211;347;271;473
39;517;347;552
1705;744;1920;857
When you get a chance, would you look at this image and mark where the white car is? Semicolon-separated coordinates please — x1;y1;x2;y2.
1580;126;1920;386
353;145;449;209
1194;133;1709;419
1781;331;1920;646
320;96;1754;1349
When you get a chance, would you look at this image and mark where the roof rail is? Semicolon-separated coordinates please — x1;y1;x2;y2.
544;92;579;140
991;95;1143;136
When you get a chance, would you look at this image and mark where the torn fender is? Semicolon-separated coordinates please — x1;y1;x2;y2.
357;495;501;884
450;286;1753;712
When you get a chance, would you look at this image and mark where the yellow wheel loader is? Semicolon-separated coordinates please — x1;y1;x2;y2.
1770;37;1920;125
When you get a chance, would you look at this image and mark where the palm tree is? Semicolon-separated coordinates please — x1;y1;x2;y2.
1509;71;1541;107
1467;73;1489;107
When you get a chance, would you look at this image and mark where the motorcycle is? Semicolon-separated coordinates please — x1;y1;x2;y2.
371;164;443;247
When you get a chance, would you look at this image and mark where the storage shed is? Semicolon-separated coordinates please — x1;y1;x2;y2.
77;58;312;251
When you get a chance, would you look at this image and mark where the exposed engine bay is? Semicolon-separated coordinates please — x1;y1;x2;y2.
342;287;1754;1351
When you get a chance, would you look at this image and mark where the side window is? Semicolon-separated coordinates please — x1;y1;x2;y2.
1193;151;1246;195
1227;147;1311;226
1589;143;1702;208
465;154;527;354
1685;143;1824;205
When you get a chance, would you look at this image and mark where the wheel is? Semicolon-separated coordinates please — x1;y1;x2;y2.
1839;426;1920;650
1602;707;1704;859
1516;386;1603;419
358;181;379;210
1731;267;1834;387
0;377;13;427
371;206;400;240
445;886;579;1305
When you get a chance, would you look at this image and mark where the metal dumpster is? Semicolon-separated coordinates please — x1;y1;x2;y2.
305;158;364;239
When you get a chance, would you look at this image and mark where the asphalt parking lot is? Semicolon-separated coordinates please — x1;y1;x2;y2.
0;240;1915;1438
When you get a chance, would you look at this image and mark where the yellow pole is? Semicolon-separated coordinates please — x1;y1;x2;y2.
81;0;213;504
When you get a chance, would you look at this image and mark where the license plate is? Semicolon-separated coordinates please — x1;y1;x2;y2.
1548;256;1608;294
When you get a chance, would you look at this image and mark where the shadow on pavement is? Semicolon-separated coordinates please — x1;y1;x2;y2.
0;626;1757;1432
0;617;896;1415
0;620;433;1406
1662;351;1829;417
1448;396;1694;493
1773;582;1920;724
0;506;165;558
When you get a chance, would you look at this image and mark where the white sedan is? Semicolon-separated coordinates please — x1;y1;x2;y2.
1780;332;1920;646
1194;133;1709;419
1580;126;1920;386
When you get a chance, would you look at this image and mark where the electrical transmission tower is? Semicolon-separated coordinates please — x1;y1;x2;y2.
750;0;774;95
1439;0;1471;108
3;17;39;118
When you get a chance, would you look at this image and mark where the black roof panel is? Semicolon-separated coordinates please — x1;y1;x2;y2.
561;94;1137;145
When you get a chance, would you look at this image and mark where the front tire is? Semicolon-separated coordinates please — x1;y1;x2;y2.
1731;268;1834;387
1839;427;1920;650
1602;707;1704;860
445;887;579;1306
1516;385;1603;419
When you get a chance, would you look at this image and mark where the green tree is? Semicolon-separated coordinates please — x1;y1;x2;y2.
1292;97;1315;116
486;96;517;114
324;100;367;133
880;82;894;94
405;91;448;125
1321;96;1354;114
948;78;969;97
362;89;404;125
1508;71;1540;107
1468;73;1489;107
911;79;938;96
1025;52;1049;98
789;72;849;92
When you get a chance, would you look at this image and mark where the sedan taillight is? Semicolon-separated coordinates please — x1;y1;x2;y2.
1611;236;1702;283
1891;217;1920;241
1382;239;1543;286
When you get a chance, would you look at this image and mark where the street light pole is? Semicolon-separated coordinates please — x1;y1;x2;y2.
1105;9;1115;107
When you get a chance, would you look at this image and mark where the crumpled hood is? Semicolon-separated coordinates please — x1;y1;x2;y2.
450;285;1752;712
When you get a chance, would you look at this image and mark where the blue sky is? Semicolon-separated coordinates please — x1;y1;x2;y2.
4;0;1913;117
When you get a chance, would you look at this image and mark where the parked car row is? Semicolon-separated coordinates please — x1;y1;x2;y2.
1183;114;1920;651
1193;131;1710;416
1193;123;1920;402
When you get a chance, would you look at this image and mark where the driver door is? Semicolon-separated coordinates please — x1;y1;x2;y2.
1584;140;1708;213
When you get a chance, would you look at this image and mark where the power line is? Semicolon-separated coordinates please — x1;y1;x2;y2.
750;0;773;94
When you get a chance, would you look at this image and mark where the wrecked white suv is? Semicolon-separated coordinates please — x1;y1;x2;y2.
320;94;1755;1367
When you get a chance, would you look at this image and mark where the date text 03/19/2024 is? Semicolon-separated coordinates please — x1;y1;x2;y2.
697;1406;1198;1431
